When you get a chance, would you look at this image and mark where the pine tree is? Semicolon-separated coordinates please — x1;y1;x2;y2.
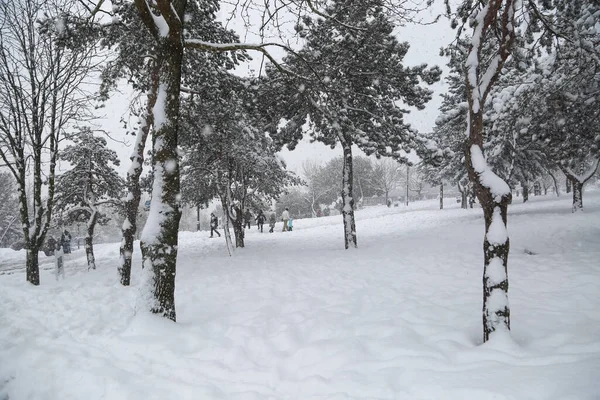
263;0;441;249
54;129;125;270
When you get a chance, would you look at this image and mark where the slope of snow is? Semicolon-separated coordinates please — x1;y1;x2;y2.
1;194;599;399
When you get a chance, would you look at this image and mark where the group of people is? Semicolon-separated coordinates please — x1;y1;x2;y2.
209;208;294;238
44;230;72;256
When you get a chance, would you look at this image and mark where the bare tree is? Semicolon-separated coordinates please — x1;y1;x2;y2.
302;160;334;217
408;166;426;200
0;0;97;285
371;158;403;206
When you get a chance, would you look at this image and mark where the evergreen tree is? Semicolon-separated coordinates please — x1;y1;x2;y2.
54;129;125;270
263;0;441;249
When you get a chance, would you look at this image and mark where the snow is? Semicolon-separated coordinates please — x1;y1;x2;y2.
486;206;508;245
470;145;511;200
485;257;507;287
153;84;168;131
1;193;600;399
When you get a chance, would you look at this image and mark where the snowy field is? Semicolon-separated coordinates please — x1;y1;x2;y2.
1;193;600;399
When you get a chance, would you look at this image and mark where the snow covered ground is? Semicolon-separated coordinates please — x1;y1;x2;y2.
1;193;599;399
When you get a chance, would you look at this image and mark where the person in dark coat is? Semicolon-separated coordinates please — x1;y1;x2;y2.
210;213;221;238
268;212;276;233
45;236;57;256
60;230;72;254
255;210;266;233
244;209;252;229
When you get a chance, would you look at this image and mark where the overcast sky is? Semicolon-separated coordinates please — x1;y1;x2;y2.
96;1;455;178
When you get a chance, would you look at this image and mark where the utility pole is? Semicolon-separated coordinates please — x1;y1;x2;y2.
406;165;409;206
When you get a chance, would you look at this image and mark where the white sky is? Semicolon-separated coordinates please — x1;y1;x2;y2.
97;1;455;178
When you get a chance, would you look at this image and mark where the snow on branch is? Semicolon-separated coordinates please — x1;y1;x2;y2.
184;40;309;79
466;0;518;114
562;159;600;183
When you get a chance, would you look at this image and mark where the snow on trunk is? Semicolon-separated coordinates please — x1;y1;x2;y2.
119;63;159;286
139;31;184;321
463;0;518;342
562;159;599;213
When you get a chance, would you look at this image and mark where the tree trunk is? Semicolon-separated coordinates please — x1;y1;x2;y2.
548;171;559;197
571;178;583;212
196;204;201;231
466;113;512;343
139;32;183;322
566;178;571;193
439;183;443;210
85;210;98;270
26;248;40;285
119;61;158;286
231;205;245;248
462;0;517;343
522;182;529;203
340;141;357;249
560;160;600;213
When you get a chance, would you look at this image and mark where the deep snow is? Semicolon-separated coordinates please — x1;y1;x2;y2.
1;193;599;399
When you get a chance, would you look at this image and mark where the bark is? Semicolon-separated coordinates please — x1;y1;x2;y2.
340;141;357;249
231;204;245;248
465;119;512;342
138;15;184;322
560;160;599;213
119;61;159;286
85;210;98;270
26;249;40;285
521;182;529;203
196;204;200;231
571;179;583;212
439;183;443;210
462;0;517;342
217;180;234;256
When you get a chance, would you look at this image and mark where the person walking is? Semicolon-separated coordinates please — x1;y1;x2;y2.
45;235;57;256
255;210;266;233
287;217;293;232
210;213;221;238
61;229;72;254
281;208;290;232
268;211;276;233
244;208;252;229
